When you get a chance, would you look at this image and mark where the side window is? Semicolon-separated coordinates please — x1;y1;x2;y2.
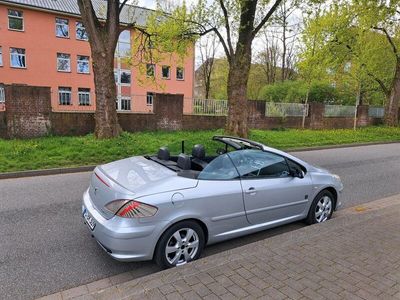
229;150;290;179
198;154;239;180
286;159;306;174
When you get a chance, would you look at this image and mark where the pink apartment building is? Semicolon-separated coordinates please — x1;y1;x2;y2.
0;0;194;113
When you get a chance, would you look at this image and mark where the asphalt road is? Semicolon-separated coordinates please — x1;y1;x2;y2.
0;143;399;300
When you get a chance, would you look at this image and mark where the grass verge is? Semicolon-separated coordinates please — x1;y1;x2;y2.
0;126;399;173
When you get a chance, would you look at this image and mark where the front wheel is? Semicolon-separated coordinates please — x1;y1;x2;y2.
305;190;335;225
154;221;205;269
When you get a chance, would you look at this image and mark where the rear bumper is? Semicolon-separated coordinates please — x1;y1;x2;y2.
82;189;167;262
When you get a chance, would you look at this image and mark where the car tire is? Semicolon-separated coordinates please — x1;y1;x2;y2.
154;220;205;269
305;190;335;225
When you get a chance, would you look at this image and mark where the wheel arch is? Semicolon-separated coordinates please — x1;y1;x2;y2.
152;218;209;259
323;186;338;209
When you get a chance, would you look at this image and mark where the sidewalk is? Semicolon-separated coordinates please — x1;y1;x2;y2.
40;195;400;300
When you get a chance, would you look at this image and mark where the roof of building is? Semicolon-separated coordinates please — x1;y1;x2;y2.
0;0;152;26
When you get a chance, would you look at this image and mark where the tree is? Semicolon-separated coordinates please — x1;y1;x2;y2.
149;0;284;137
298;0;400;126
77;0;132;138
197;33;220;99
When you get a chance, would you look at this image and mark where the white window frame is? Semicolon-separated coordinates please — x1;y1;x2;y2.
57;53;71;72
8;9;24;31
161;65;171;79
56;18;69;38
117;96;131;111
146;64;155;77
77;55;90;74
10;47;26;68
176;67;185;81
58;87;72;105
0;47;3;67
78;88;91;106
76;21;88;41
146;92;154;106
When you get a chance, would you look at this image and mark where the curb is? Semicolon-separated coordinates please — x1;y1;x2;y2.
287;140;399;152
0;165;96;180
1;141;398;180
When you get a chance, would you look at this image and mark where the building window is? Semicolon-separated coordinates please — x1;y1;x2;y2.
162;66;171;79
120;70;131;85
117;97;131;111
0;87;5;103
57;53;71;72
146;92;154;106
8;10;23;31
176;67;185;80
77;55;89;73
78;88;91;106
0;47;3;66
76;21;88;41
116;30;131;57
146;64;155;77
10;48;26;68
56;18;69;38
59;87;72;105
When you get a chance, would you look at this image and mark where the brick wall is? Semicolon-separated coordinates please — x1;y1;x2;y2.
4;85;52;138
0;84;386;139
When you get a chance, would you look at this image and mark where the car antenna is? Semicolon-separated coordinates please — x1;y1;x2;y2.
181;140;185;154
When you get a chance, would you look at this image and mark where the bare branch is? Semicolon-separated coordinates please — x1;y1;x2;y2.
373;26;398;58
252;0;283;38
218;0;234;55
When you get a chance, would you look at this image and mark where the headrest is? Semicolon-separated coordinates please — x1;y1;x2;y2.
157;147;170;161
192;144;205;160
177;153;191;170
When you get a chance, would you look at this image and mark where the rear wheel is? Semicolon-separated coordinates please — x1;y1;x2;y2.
155;221;205;269
306;190;335;225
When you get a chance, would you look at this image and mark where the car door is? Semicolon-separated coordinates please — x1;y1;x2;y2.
229;150;312;225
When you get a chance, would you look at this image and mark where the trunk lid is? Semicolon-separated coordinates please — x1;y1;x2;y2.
88;156;197;219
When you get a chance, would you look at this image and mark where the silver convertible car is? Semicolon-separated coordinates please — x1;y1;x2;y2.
82;136;343;268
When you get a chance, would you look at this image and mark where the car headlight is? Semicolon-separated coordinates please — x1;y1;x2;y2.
332;174;341;182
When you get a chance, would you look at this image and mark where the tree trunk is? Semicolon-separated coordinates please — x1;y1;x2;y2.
225;55;251;138
92;51;121;138
384;62;400;126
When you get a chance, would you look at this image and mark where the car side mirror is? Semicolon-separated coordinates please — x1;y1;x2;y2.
291;169;304;179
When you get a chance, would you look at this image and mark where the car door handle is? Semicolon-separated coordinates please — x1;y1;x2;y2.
245;187;257;195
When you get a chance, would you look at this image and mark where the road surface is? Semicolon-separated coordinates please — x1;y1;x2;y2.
0;143;399;299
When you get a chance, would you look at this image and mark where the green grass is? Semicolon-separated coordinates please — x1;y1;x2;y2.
0;126;399;173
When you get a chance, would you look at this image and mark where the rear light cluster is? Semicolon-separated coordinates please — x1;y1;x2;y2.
105;200;158;218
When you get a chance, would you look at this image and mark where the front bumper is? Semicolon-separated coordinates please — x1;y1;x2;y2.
82;189;168;262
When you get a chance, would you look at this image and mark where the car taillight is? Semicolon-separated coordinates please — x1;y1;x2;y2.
105;200;158;218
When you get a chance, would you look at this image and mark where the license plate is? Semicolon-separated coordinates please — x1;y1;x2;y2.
83;209;96;230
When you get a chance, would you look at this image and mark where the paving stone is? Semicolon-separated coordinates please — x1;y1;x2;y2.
61;285;89;299
87;278;112;293
53;197;400;300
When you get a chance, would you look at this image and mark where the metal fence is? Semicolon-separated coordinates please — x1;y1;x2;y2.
0;87;5;103
324;105;356;117
191;98;228;116
368;106;385;118
265;102;308;117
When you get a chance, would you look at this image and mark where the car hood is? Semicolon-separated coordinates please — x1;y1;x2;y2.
98;156;198;197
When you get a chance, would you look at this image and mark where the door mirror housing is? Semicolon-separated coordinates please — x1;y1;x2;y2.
291;169;305;179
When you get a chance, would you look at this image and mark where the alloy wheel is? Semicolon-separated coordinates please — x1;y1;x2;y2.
165;228;199;266
315;195;332;223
